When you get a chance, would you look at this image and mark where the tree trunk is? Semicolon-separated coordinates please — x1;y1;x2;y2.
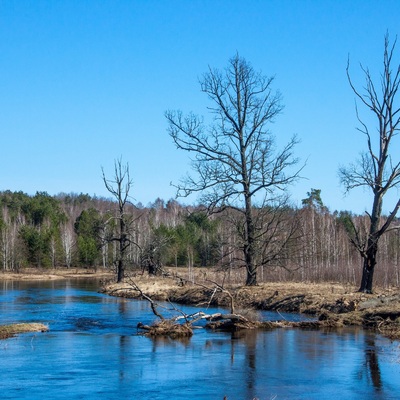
245;260;257;286
358;191;381;293
359;241;377;293
244;221;257;286
117;217;126;282
117;259;124;283
245;203;257;286
147;256;162;276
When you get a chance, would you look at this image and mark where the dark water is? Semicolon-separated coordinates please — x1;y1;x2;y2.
0;279;399;399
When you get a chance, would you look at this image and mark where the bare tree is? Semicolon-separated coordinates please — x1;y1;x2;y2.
166;54;301;286
102;159;135;283
339;34;400;293
60;222;74;268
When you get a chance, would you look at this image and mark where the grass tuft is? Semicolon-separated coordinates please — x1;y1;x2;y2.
0;323;49;339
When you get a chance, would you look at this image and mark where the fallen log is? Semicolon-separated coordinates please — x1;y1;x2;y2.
206;320;260;331
205;313;249;323
174;312;250;323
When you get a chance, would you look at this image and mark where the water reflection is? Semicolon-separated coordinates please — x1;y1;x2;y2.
242;329;257;399
118;335;128;381
1;279;400;399
143;326;399;399
150;335;192;348
363;335;383;391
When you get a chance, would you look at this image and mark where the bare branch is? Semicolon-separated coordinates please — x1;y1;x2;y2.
166;54;302;285
102;158;135;282
342;33;400;292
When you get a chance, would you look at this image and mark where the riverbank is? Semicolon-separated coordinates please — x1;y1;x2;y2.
0;267;114;281
1;267;399;340
102;272;400;340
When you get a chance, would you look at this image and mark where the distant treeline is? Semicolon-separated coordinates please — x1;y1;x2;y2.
1;190;399;286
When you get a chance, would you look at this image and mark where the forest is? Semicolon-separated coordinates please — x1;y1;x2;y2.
1;189;399;288
2;37;400;293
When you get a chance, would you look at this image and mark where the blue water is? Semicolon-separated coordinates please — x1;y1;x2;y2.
0;279;399;399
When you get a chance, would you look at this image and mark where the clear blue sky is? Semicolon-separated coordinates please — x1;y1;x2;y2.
1;0;400;214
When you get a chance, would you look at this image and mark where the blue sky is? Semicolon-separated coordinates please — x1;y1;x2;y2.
1;0;400;214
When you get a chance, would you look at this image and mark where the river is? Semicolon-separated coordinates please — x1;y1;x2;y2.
0;279;399;399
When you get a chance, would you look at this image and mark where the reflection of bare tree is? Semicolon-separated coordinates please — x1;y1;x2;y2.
365;336;382;390
203;331;260;399
118;299;127;314
117;300;129;381
234;330;259;399
118;335;128;381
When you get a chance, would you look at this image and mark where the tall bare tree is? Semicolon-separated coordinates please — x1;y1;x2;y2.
102;159;135;282
166;54;301;286
339;34;400;293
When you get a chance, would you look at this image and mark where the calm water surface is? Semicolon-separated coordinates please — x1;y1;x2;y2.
0;279;399;399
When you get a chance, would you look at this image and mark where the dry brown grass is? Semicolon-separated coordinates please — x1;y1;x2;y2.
103;269;400;339
0;323;49;339
2;267;399;339
138;320;193;338
0;268;113;281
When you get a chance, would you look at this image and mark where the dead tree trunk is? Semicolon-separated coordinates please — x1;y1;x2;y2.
359;237;378;293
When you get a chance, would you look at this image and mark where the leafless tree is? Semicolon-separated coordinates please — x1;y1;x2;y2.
60;221;74;268
102;158;136;282
166;54;302;286
339;34;400;293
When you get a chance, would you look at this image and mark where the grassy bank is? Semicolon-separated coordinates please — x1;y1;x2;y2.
1;267;399;340
102;271;400;340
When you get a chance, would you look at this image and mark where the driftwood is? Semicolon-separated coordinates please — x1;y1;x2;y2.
202;312;260;331
126;276;195;337
126;273;264;336
135;308;253;336
120;276;346;335
165;272;263;331
206;313;248;322
173;311;248;323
